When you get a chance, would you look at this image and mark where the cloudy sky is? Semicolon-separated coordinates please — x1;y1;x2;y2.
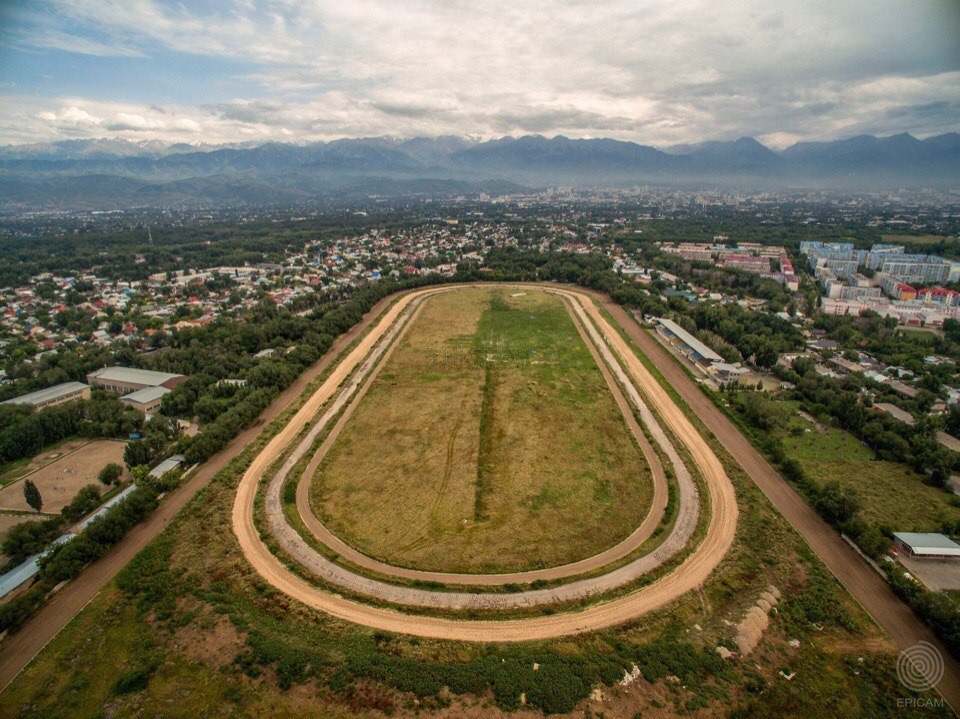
1;0;959;148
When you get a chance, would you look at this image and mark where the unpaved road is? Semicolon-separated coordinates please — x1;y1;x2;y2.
292;290;672;585
233;285;738;639
0;292;404;693
591;295;960;713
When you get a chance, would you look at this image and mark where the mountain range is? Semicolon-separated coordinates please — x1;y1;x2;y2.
1;132;958;209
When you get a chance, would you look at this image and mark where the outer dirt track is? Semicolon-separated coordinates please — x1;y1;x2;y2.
233;284;739;640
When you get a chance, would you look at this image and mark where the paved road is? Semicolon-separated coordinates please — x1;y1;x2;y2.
595;295;960;713
0;292;403;693
233;284;738;639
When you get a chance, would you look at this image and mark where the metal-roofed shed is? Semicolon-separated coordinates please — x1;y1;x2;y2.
655;317;723;366
1;381;89;410
893;533;960;559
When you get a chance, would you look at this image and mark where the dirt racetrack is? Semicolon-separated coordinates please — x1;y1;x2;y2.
233;285;739;639
290;290;673;585
6;282;952;709
262;288;700;608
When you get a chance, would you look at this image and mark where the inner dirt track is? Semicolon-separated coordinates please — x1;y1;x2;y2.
232;284;738;641
285;288;675;587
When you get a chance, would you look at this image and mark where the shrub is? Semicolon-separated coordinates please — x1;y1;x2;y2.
98;462;123;485
61;484;102;523
113;664;157;695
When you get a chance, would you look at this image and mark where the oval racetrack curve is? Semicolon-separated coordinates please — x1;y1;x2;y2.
232;284;738;641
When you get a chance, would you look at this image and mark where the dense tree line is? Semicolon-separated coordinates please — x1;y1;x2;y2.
0;392;142;465
0;476;177;633
685;303;803;367
0;516;63;564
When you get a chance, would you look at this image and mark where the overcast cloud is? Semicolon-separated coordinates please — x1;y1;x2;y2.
0;0;958;147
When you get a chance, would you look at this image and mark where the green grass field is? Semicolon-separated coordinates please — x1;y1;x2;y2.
311;288;652;573
754;397;960;532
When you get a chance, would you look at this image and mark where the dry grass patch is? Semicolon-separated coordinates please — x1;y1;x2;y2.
312;288;652;573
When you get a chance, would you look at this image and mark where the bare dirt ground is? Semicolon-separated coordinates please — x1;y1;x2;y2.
0;438;89;485
292;290;671;585
233;285;738;639
0;440;125;514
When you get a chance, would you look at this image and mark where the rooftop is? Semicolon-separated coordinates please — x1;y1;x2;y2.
119;385;171;405
656;317;724;363
894;533;960;556
1;381;88;407
88;366;183;387
149;454;186;478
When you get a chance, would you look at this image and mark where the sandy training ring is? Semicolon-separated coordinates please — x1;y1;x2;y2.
232;285;738;641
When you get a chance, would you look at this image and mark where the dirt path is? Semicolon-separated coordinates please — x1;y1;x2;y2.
0;292;406;693
290;290;672;585
592;294;960;713
234;285;738;637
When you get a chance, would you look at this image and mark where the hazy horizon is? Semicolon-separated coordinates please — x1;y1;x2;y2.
2;129;959;154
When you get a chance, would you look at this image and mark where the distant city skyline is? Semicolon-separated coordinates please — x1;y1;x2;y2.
1;0;959;148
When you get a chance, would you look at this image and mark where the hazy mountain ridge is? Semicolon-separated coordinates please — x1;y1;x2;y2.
0;133;957;209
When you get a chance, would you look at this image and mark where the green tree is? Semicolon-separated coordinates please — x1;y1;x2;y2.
815;481;861;527
61;484;102;523
123;440;152;469
98;463;123;486
754;342;778;370
23;479;42;513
